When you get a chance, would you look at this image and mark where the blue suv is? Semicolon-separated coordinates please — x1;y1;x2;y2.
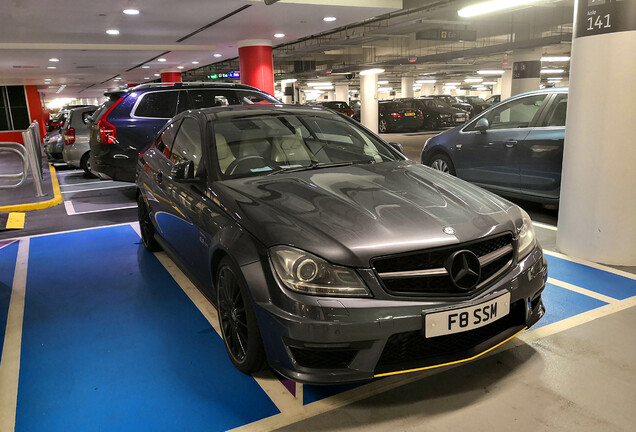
421;88;567;204
88;82;279;181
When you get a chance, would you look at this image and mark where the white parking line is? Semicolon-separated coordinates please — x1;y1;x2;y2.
64;200;76;215
60;184;134;194
544;249;636;280
64;204;137;216
0;239;29;432
60;180;112;187
548;277;619;304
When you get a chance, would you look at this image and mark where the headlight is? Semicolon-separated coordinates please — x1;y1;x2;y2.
517;210;537;260
270;245;370;297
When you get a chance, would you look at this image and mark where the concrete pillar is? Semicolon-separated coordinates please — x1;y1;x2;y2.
401;76;414;98
511;48;542;96
238;39;274;96
557;2;636;266
501;70;512;100
419;84;435;96
325;91;334;101
360;69;382;134
160;71;181;83
335;83;349;102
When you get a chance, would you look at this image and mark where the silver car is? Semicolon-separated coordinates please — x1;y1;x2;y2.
62;106;97;175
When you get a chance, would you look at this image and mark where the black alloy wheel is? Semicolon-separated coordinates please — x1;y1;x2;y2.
216;256;266;374
80;152;97;178
137;193;161;252
379;119;388;133
429;153;457;176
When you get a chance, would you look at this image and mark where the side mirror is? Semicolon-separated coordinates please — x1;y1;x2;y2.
388;142;404;154
475;118;489;132
171;160;196;182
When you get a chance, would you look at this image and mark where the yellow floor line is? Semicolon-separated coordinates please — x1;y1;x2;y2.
5;213;25;230
0;164;63;212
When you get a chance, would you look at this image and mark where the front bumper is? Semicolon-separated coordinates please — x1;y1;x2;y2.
245;246;547;385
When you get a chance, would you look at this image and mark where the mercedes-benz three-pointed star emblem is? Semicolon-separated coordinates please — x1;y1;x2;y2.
445;250;481;291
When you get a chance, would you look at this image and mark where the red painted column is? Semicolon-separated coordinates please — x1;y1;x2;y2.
238;39;274;96
160;72;182;83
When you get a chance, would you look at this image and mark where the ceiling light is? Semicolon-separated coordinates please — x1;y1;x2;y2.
323;17;337;22
416;79;436;84
540;69;564;74
475;86;488;91
281;79;297;84
141;65;149;69
359;68;384;76
144;77;150;80
158;58;167;62
114;77;122;81
378;80;389;85
56;85;67;94
191;61;199;64
378;87;393;92
547;78;562;81
445;82;461;86
458;0;541;18
541;56;570;62
213;53;222;58
106;29;120;35
49;58;59;62
464;78;483;83
47;66;56;69
477;70;505;75
123;9;140;15
307;82;332;86
274;33;285;38
314;85;334;90
482;81;497;85
154;73;160;77
177;66;184;69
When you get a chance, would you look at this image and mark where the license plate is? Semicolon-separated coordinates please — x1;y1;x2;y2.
404;112;415;116
424;292;510;338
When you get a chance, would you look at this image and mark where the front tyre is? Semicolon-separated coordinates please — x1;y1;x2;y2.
428;153;456;176
137;193;162;252
81;152;97;178
379;119;388;133
216;256;267;374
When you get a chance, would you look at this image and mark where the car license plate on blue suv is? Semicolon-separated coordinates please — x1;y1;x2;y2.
424;292;510;338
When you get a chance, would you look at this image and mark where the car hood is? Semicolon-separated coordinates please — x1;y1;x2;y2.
433;106;464;115
213;161;521;267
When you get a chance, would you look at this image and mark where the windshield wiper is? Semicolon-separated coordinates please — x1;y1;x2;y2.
268;160;373;176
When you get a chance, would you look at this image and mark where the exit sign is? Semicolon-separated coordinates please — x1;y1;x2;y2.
416;29;476;42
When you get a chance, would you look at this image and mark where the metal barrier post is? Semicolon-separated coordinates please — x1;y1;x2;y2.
28;120;43;180
22;130;46;197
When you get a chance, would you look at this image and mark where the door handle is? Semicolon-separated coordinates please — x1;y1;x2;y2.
505;140;518;148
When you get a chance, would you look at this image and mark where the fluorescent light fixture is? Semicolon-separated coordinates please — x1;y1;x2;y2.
114;77;122;81
475;86;488;91
56;85;67;94
281;79;297;84
192;61;199;64
458;0;541;18
541;69;564;74
274;33;285;38
445;82;461;86
177;66;184;69
154;73;160;77
464;78;483;83
378;80;389;85
314;85;334;90
106;29;120;35
49;58;59;62
144;77;150;80
46;97;76;109
547;78;562;82
307;82;332;86
323;17;337;22
213;53;222;58
359;68;384;76
482;81;497;85
47;66;56;69
416;79;436;84
378;87;393;92
141;65;149;69
541;56;570;62
123;9;140;15
157;58;167;62
443;85;457;88
477;70;504;75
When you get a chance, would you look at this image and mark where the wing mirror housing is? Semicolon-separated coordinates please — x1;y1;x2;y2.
388;142;404;154
171;160;198;182
475;118;490;132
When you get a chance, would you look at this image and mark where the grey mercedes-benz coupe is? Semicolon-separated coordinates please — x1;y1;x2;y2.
136;104;547;384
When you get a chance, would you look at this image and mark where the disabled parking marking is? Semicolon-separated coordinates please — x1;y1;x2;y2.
547;277;619;304
0;239;28;432
544;249;636;280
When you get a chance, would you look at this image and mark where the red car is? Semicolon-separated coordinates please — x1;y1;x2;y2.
318;101;355;117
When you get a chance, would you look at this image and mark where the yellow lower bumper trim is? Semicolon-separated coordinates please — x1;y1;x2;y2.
374;326;528;378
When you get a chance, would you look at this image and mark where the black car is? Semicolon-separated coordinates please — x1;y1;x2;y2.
397;97;468;130
88;82;279;182
378;101;423;133
458;95;490;114
426;95;473;114
136;104;546;384
317;101;355;117
485;94;501;105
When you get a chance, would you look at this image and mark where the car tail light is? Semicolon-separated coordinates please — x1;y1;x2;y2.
390;112;401;118
98;96;124;145
64;128;75;145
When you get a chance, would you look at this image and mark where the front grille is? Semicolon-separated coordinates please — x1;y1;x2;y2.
375;300;524;374
289;347;357;369
373;233;513;298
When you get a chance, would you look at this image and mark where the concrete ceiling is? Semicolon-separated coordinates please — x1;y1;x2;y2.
0;0;401;100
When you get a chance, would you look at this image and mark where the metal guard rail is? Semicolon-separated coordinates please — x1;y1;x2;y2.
0;121;46;196
0;142;29;189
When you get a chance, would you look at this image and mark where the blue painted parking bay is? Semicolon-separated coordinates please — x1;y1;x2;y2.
0;225;635;430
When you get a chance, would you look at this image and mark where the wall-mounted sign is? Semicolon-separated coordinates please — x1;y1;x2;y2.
512;61;541;79
416;29;477;42
575;0;636;38
207;72;241;80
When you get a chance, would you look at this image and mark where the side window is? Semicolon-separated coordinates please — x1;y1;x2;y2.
542;94;568;127
156;120;180;158
482;94;548;130
176;91;189;114
134;91;179;118
170;117;203;172
187;90;238;109
82;111;95;125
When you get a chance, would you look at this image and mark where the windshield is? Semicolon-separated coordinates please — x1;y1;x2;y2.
424;99;449;109
213;113;400;179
